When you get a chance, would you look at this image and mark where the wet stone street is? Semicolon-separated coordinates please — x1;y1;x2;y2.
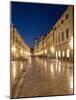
11;57;73;98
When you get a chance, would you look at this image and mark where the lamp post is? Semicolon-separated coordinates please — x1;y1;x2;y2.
50;46;55;53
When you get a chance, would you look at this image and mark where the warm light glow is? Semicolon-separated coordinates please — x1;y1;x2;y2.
25;51;31;56
50;46;55;53
13;63;16;80
56;51;58;58
50;63;54;75
12;45;17;53
44;49;47;53
67;49;70;58
70;37;73;49
20;49;23;55
58;61;61;73
42;51;43;54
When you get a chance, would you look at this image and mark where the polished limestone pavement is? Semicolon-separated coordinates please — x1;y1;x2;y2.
11;57;73;98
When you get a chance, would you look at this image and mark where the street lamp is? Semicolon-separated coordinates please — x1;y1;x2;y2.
42;51;43;54
50;46;55;53
12;45;17;53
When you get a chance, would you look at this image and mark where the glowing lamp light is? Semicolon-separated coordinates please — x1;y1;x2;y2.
70;37;73;49
12;45;17;53
45;49;47;53
13;63;16;80
20;49;23;55
51;46;55;53
67;49;70;58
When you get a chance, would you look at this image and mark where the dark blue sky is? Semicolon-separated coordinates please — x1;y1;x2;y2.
11;2;68;48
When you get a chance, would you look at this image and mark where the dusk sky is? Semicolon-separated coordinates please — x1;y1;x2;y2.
11;2;68;48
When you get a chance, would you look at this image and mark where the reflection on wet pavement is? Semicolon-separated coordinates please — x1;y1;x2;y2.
11;57;73;98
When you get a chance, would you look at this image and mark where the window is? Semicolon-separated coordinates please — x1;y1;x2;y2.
62;32;64;41
66;14;68;19
66;28;69;38
66;49;70;58
61;20;63;24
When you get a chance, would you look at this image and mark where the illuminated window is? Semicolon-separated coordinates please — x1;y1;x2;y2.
66;49;70;58
12;46;17;53
62;51;65;57
58;50;61;57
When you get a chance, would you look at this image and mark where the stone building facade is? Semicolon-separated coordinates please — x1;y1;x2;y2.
11;24;30;61
34;6;74;62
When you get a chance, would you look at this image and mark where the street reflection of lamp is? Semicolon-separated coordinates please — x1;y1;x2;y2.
50;63;54;76
70;37;73;49
58;61;61;73
13;63;16;80
56;51;58;58
67;49;70;58
50;46;55;53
